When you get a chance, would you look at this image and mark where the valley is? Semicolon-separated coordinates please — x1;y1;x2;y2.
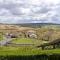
0;23;60;56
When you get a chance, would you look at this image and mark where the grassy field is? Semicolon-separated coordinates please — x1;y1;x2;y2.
0;46;60;56
12;38;36;44
11;38;42;46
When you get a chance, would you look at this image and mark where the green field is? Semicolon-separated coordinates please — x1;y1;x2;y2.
11;38;42;46
0;32;59;56
12;38;36;44
0;46;60;56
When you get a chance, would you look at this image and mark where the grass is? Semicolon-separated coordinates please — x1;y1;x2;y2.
0;46;60;56
12;38;35;44
11;38;40;45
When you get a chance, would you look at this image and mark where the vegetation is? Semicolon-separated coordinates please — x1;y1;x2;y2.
12;38;36;44
0;46;60;56
0;24;60;60
11;38;41;46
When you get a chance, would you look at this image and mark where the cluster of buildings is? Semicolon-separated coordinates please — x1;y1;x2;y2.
0;25;37;39
5;30;37;39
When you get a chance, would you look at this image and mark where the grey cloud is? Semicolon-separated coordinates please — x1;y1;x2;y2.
0;0;59;24
0;0;52;16
31;6;51;14
0;8;13;16
0;2;32;16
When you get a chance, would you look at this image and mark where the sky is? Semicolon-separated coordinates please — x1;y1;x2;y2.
0;0;60;24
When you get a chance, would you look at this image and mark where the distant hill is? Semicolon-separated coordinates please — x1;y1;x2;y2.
0;23;60;28
15;23;60;28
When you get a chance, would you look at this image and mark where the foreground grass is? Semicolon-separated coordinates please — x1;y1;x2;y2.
0;46;60;56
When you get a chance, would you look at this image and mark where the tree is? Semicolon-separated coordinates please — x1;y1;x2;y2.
42;29;53;41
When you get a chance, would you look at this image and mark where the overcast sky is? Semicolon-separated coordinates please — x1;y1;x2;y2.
0;0;60;24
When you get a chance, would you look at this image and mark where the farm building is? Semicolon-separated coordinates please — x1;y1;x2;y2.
26;30;37;38
5;33;18;38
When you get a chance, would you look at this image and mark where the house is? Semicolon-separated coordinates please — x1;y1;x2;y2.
26;30;37;38
5;33;18;38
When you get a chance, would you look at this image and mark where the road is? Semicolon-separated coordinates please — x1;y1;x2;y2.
0;37;12;46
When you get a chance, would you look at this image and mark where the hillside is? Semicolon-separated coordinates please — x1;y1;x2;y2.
0;23;60;47
0;23;59;57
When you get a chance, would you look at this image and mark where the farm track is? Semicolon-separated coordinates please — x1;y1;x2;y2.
0;37;12;46
0;37;35;46
7;42;35;47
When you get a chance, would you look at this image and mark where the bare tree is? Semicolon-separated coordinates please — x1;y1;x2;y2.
42;29;53;41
